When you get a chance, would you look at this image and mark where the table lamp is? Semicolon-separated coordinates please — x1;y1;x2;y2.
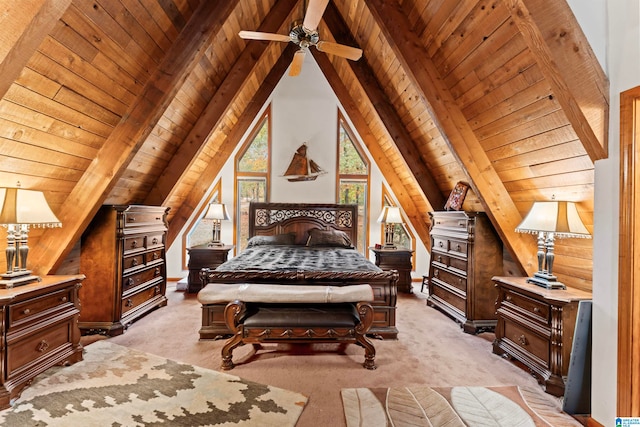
204;203;229;246
0;184;62;288
515;200;591;289
377;206;403;249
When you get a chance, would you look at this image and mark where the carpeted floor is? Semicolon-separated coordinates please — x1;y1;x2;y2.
0;341;307;426
78;281;580;426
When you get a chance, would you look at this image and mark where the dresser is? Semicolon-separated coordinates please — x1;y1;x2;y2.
0;275;84;409
187;244;234;293
369;247;413;293
492;276;592;396
426;211;503;333
79;205;169;336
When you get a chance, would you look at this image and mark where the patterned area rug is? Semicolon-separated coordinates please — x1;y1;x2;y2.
341;385;582;426
0;341;307;426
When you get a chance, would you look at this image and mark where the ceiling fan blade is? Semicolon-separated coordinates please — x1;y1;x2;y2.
238;30;291;43
303;0;330;31
316;41;363;61
289;49;306;76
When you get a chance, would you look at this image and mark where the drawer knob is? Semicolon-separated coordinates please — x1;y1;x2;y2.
152;237;159;245
153;252;159;260
438;242;444;248
518;335;528;346
37;340;50;352
128;278;135;286
129;216;136;222
154;286;160;294
154;267;160;276
437;256;442;262
60;296;67;303
533;307;540;313
434;271;439;277
456;244;461;251
126;298;133;307
132;258;139;266
131;240;138;248
505;295;512;302
23;308;30;315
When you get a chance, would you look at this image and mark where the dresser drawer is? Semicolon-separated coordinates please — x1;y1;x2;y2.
121;285;163;315
123;235;145;254
123;253;145;273
431;282;466;314
146;248;164;264
8;288;74;328
431;216;469;231
432;267;466;293
146;233;164;249
122;265;164;293
124;210;166;228
502;288;550;325
431;237;468;258
6;320;73;377
503;318;550;368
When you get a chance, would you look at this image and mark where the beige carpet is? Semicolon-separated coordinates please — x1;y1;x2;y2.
342;385;581;426
0;341;307;426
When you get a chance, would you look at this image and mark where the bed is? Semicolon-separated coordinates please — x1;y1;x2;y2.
198;202;398;339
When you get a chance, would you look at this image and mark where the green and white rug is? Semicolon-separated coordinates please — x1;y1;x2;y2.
0;341;307;426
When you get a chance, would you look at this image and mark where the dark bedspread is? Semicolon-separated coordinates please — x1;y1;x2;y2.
215;245;382;273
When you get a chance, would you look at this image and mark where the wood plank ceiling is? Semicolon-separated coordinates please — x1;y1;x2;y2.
0;0;607;292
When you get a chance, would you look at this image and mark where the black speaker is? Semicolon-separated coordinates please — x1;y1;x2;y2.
563;300;592;415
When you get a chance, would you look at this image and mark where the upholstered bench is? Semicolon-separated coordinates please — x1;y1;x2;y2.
198;284;377;370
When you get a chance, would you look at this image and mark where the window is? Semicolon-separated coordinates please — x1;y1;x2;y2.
337;112;369;252
235;107;270;250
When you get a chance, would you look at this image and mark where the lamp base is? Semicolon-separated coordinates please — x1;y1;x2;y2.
526;271;566;290
0;270;41;288
383;243;397;249
207;241;225;247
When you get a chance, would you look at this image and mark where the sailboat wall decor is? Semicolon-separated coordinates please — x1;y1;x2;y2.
283;143;327;182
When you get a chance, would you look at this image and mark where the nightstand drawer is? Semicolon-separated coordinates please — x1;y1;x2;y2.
503;319;550;367
9;288;74;327
7;320;73;377
502;288;550;325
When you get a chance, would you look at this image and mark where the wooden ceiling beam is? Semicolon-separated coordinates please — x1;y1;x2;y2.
505;0;608;162
365;0;532;275
30;0;237;275
144;0;301;207
321;2;445;212
166;44;298;247
0;0;71;99
311;49;432;243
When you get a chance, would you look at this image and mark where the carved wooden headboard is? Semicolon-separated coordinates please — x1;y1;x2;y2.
248;202;358;246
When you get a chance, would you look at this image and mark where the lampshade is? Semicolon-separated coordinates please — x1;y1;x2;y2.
515;201;590;238
377;206;403;224
0;187;61;227
203;203;229;221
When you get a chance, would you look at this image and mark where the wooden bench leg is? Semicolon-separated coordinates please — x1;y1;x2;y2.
221;301;246;370
356;302;377;369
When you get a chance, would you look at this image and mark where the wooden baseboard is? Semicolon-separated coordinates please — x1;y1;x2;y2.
573;415;604;427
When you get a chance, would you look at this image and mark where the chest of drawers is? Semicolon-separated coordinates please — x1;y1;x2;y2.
492;276;592;396
79;205;169;336
426;211;503;333
0;275;84;408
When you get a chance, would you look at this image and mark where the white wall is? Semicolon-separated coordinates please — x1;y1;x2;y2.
568;0;640;424
167;52;430;281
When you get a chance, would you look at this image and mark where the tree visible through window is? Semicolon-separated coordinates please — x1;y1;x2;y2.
236;108;270;249
337;113;368;252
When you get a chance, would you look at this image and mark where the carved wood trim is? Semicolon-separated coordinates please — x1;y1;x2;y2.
618;86;640;416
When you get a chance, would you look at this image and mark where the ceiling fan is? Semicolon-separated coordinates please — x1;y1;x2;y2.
238;0;362;76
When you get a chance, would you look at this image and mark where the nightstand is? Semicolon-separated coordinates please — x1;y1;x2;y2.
492;276;592;396
369;247;413;293
187;244;234;293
